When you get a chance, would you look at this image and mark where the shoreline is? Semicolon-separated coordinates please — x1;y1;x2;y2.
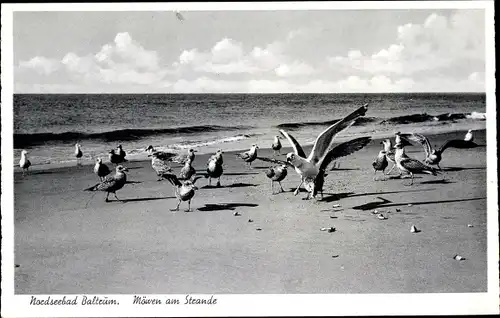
13;127;486;173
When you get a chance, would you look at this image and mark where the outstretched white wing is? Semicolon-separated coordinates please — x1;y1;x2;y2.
307;104;368;165
406;133;432;158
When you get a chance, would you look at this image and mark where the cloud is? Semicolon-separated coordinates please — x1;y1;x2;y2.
328;10;485;78
17;32;168;88
275;61;315;77
18;56;60;75
176;37;310;76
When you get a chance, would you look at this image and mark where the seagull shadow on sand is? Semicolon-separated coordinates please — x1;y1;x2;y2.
114;196;174;203
224;172;260;176
197;203;259;212
201;183;258;189
419;179;455;185
319;188;436;203
352;197;486;211
442;167;486;172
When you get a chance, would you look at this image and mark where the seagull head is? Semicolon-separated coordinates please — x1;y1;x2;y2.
109;149;115;154
21;150;28;155
286;153;296;164
117;145;123;149
189;149;198;153
216;149;223;154
116;165;129;172
393;143;404;150
252;144;259;149
96;158;102;163
145;145;155;152
468;129;473;133
280;164;288;170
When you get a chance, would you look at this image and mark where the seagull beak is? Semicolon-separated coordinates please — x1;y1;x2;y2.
193;186;199;190
147;154;152;157
123;167;129;172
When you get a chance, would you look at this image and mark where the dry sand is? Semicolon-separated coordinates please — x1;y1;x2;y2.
14;129;487;294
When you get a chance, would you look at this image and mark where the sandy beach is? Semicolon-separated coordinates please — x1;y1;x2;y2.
14;129;487;294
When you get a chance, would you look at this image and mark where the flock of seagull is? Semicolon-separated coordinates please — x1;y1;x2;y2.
17;104;480;212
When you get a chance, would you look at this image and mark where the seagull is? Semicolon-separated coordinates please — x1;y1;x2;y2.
84;165;129;202
19;150;31;175
265;164;288;194
403;132;479;170
109;149;127;165
464;129;474;142
394;143;440;185
237;144;259;167
381;139;402;175
310;136;372;199
179;158;196;180
148;151;174;181
206;155;223;187
372;149;389;181
172;149;198;165
117;145;126;161
93;157;111;181
145;145;177;160
163;174;202;212
280;104;368;199
271;136;282;155
209;149;224;166
75;143;83;165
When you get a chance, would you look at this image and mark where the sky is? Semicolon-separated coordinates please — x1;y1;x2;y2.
13;8;486;93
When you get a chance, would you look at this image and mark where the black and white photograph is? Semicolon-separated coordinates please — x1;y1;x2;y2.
1;1;498;317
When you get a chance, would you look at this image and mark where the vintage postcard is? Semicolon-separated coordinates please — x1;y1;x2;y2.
1;1;498;317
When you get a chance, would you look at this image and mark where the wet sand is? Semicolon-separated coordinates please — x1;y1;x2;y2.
14;129;487;294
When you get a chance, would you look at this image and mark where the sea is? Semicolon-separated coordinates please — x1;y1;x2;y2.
12;93;487;169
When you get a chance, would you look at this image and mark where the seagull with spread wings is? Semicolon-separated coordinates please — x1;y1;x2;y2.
402;132;479;170
276;104;369;199
163;174;202;212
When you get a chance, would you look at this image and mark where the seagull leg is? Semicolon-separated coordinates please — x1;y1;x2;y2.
105;192;110;202
386;164;395;175
208;177;212;186
271;181;275;194
185;200;191;212
114;193;122;202
294;180;303;196
279;182;285;193
170;200;181;211
437;163;442;170
216;177;221;187
373;170;377;181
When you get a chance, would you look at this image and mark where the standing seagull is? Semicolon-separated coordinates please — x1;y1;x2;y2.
163;174;202;212
93;158;111;181
464;129;474;142
75;143;83;165
381;139;402;175
206;155;223;187
84;165;129;202
179;158;196;181
394;143;440;185
148;151;174;181
109;149;127;166
271;136;282;155
116;145;127;162
209;149;224;166
19;150;31;175
237;144;259;167
170;149;197;165
280;104;368;199
395;132;413;148
266;164;288;194
403;132;479;170
372;148;389;181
